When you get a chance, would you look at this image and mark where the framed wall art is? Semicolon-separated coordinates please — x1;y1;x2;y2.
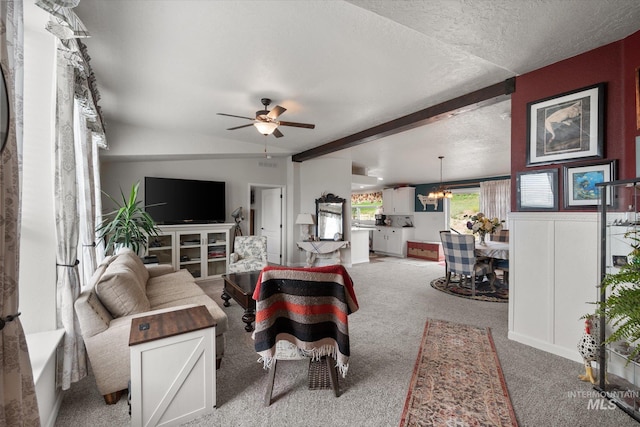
526;83;605;166
563;160;615;208
516;168;558;211
636;67;640;130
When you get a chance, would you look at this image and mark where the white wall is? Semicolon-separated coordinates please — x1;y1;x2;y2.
412;211;446;241
508;212;599;363
22;3;65;425
100;157;287;236
297;156;352;265
21;0;57;335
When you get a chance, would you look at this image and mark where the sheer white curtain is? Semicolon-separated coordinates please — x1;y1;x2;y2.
54;40;87;390
479;179;511;227
0;1;40;424
74;100;97;288
37;0;106;389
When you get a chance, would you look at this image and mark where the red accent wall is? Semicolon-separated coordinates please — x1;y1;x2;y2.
511;30;640;212
623;30;640;177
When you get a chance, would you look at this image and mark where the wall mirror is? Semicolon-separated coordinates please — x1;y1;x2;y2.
316;193;345;241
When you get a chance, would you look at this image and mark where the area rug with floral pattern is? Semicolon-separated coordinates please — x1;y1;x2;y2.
430;276;509;302
399;319;518;427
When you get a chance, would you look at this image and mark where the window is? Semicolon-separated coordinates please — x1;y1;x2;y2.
449;189;479;234
351;191;382;221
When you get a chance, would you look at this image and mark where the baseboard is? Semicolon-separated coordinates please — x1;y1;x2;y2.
508;330;583;364
42;391;64;427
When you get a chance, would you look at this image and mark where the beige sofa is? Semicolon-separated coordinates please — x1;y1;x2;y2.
75;248;228;404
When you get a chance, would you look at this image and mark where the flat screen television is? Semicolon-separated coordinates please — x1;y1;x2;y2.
144;177;226;224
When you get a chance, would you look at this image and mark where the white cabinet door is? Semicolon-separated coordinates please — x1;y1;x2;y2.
147;231;175;265
382;188;395;215
159;224;232;280
386;228;403;255
373;227;387;252
382;187;415;215
205;230;228;277
177;231;206;279
393;187;415;214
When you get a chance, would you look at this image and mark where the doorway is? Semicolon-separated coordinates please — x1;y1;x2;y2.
248;184;285;265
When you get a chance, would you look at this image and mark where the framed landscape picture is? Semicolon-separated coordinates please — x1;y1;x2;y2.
516;169;558;211
563;160;615;208
526;83;605;166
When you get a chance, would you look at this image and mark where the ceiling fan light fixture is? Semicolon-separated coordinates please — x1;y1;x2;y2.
253;121;278;135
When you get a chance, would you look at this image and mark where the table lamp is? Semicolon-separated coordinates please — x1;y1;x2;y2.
295;213;315;241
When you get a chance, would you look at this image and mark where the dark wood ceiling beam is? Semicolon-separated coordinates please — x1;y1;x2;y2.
292;77;515;163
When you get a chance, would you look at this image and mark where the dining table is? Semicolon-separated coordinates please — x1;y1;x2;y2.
475;240;509;260
476;240;509;285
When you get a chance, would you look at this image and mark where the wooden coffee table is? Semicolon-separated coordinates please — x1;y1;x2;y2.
221;271;261;332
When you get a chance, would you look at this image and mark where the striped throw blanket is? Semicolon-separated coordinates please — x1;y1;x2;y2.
252;265;359;377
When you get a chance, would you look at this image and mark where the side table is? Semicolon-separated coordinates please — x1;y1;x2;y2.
129;305;216;426
297;240;350;267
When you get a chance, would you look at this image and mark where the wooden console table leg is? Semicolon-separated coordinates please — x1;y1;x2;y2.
242;308;255;332
221;290;231;307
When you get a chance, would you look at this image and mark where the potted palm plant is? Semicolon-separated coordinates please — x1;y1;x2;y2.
97;182;161;255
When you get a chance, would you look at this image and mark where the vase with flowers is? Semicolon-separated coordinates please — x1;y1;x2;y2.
465;212;504;245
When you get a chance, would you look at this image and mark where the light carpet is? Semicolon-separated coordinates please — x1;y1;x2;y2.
54;258;640;426
400;319;517;426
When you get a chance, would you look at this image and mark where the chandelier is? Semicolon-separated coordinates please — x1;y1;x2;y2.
428;156;453;199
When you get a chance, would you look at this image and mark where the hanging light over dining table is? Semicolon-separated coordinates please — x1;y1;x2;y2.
428;156;453;199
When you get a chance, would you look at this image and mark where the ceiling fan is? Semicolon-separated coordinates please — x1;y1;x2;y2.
217;98;315;138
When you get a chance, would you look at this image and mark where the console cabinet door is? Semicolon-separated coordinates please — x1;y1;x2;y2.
159;224;232;280
147;231;175;266
177;232;205;279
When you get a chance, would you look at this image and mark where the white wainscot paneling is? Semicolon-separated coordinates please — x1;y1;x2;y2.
509;212;598;363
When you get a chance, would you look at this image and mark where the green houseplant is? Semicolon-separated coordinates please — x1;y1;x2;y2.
594;230;640;362
97;182;161;255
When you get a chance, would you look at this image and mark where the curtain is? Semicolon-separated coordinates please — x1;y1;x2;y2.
54;40;87;390
37;0;105;389
74;100;96;288
479;179;511;228
0;1;41;425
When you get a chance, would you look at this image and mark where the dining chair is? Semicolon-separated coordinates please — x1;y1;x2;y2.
440;231;495;295
490;229;509;242
253;265;359;406
489;230;509;285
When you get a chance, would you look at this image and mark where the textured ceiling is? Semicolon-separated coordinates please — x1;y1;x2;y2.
70;0;640;188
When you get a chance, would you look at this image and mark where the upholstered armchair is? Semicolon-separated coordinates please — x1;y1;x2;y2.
440;231;495;295
228;235;268;273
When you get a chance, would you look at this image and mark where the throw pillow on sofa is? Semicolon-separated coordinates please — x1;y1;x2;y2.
95;262;151;317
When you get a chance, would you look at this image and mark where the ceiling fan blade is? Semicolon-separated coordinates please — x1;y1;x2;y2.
267;105;286;119
227;123;254;130
217;113;255;120
273;128;284;138
278;121;315;129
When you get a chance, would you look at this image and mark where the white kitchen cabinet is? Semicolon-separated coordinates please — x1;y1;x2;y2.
152;224;234;280
373;226;414;257
382;187;415;215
